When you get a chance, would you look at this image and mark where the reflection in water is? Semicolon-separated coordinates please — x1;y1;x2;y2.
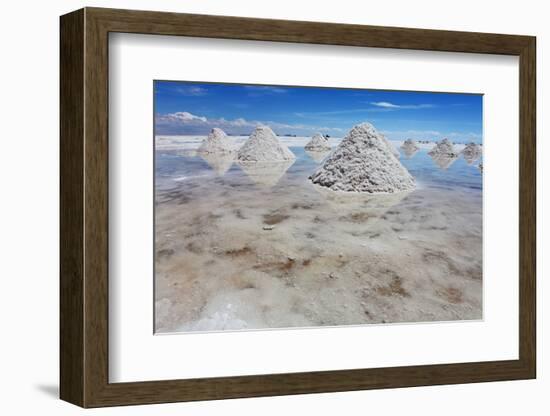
237;159;295;187
462;146;482;165
312;183;411;226
200;152;236;176
430;153;458;170
401;146;419;159
175;149;198;158
305;149;331;163
400;139;419;159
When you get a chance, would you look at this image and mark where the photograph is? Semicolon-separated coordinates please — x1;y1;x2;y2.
153;81;484;333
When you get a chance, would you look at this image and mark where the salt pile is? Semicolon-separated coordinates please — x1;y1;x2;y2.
400;139;419;158
428;138;458;157
197;128;235;154
461;142;482;165
305;133;331;151
309;123;415;193
428;138;459;170
237;125;295;162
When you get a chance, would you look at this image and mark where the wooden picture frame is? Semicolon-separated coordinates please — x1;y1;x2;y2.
60;7;536;408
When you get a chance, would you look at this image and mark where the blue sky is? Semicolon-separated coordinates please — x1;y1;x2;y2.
154;81;483;143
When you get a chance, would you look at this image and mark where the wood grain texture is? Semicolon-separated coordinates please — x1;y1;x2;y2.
59;8;84;407
59;7;537;408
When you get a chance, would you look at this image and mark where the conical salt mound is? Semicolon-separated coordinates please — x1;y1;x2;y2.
461;142;482;165
305;133;331;151
198;128;235;154
237;125;295;162
428;138;457;156
309;123;415;193
400;139;419;158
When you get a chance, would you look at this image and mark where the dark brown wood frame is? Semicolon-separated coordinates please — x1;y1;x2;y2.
60;7;536;408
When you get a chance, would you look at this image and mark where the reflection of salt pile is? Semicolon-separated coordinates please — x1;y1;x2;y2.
305;133;331;151
200;152;235;176
431;154;457;170
175;149;198;157
400;139;419;159
237;125;295;162
428;138;459;170
238;160;295;187
461;142;482;165
197;128;235;154
305;149;331;163
309;123;415;193
314;184;410;226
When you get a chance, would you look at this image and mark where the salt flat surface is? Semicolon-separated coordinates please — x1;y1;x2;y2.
154;138;483;333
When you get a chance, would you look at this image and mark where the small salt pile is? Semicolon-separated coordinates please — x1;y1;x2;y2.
461;142;482;165
305;133;331;151
237;125;295;162
400;139;419;158
309;123;415;193
428;138;459;170
197;128;235;154
428;138;458;157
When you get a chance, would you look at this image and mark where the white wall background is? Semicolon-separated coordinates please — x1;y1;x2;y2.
0;0;546;414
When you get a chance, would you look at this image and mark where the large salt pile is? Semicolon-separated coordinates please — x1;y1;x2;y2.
461;142;482;165
237;125;295;162
309;123;415;193
197;128;235;154
305;133;331;151
400;139;419;159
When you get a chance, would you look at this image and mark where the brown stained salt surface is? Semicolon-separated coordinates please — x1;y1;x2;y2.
154;169;481;333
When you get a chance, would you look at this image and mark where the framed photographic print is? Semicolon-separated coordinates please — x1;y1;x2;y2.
60;7;536;408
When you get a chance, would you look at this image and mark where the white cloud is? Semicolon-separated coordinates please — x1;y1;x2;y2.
370;101;435;110
243;85;289;96
161;111;207;122
175;86;208;96
155;111;343;136
381;129;482;142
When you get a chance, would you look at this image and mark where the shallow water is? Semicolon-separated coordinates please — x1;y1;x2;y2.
155;142;483;333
